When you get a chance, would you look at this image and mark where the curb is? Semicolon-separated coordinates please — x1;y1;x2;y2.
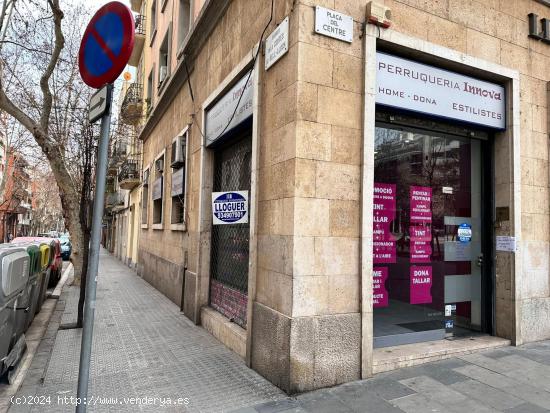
51;263;73;299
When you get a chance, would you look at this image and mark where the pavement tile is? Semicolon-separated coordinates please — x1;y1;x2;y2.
450;379;524;410
504;402;550;413
359;378;416;401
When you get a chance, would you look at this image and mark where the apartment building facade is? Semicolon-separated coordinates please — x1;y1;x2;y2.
111;0;550;394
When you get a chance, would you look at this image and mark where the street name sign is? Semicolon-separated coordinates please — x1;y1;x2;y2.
78;1;135;89
315;6;353;43
265;17;289;70
88;85;111;123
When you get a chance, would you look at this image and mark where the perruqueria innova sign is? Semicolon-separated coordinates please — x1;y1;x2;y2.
376;52;506;129
212;191;249;225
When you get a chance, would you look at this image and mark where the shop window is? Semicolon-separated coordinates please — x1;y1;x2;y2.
177;0;191;51
170;131;187;225
141;167;149;225
158;25;172;89
152;154;164;225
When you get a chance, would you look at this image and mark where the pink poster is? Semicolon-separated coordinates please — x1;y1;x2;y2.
410;186;432;223
410;225;432;263
410;266;432;304
373;267;389;308
374;183;396;263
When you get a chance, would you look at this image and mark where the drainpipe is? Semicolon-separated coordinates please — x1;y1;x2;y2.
180;250;188;313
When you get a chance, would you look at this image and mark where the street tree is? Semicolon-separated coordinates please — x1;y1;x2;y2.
0;0;98;325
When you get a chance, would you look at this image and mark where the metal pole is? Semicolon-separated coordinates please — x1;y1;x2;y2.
76;84;113;412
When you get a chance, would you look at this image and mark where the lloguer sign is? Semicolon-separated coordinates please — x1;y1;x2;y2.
376;52;506;129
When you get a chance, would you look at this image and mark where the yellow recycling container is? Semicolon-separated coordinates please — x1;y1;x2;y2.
39;244;50;270
37;243;51;311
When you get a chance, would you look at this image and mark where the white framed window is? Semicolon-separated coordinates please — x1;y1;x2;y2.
158;24;172;90
170;128;189;229
152;150;166;228
141;165;150;228
150;0;158;45
177;0;191;54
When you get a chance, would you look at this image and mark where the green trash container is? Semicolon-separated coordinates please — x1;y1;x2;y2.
22;245;40;329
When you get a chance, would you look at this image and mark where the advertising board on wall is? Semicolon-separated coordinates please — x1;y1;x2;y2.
171;167;185;197
152;177;163;201
205;70;254;147
376;52;506;129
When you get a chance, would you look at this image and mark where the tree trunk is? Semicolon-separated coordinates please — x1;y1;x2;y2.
77;228;89;327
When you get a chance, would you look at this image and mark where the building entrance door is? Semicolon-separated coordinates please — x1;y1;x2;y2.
373;118;492;348
210;134;252;328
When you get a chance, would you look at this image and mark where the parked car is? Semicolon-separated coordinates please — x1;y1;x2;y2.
58;235;71;260
11;237;62;288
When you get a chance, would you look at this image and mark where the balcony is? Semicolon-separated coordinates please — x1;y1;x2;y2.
105;192;124;210
120;83;143;125
118;159;141;190
128;14;146;67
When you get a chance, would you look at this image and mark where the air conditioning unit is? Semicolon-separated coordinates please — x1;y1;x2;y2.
159;66;168;83
170;135;186;168
366;1;392;28
155;158;164;173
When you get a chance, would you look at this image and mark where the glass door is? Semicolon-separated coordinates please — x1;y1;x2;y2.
373;122;488;348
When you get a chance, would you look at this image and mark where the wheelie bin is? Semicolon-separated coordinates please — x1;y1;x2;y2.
0;247;29;379
23;244;41;328
36;243;51;312
8;243;41;333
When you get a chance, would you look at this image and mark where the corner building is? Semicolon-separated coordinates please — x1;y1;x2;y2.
135;0;550;393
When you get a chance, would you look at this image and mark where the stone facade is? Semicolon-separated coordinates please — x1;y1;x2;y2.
104;0;550;395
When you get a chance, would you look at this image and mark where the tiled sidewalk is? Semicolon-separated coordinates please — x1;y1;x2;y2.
9;248;550;413
8;250;284;412
234;342;550;413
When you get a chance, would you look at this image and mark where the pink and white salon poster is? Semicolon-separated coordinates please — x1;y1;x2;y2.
410;266;432;304
373;183;396;264
410;225;432;263
410;186;432;223
373;267;389;308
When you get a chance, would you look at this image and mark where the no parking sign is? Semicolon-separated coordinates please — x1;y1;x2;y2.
78;1;135;89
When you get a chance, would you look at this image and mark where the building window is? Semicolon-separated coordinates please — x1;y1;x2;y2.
141;167;149;225
152;154;164;225
146;66;154;113
177;0;190;51
158;26;171;88
170;130;187;225
150;0;157;43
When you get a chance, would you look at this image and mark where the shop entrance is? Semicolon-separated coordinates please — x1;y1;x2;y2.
373;112;493;348
209;133;252;328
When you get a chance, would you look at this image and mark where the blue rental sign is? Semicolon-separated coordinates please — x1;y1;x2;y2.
212;191;249;225
78;1;135;89
457;223;472;243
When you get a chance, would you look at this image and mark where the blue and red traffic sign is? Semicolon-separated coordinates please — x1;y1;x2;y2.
79;1;135;89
